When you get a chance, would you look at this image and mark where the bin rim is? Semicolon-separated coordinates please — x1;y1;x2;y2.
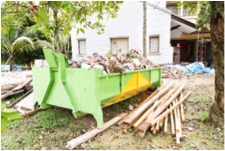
97;67;163;78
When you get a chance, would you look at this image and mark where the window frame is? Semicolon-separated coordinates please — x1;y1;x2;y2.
149;35;160;54
77;39;86;55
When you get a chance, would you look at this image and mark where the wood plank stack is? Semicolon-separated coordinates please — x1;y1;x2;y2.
118;84;191;146
1;78;33;101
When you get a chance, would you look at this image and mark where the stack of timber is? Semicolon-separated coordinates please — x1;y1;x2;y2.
118;83;191;146
1;78;33;101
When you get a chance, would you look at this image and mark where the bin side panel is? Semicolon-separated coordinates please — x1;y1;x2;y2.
66;69;100;113
32;67;51;106
46;72;72;109
149;68;162;87
98;76;121;104
121;73;137;95
101;71;152;107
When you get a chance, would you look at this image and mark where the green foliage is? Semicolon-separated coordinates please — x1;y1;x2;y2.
178;1;211;30
1;108;22;133
35;1;123;50
1;1;122;54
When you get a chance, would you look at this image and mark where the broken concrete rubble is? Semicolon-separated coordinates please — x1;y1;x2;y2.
70;49;159;74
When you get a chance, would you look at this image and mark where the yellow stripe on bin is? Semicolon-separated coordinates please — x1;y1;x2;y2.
102;72;152;107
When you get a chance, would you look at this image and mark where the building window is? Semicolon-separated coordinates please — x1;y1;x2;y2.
78;39;86;55
111;38;129;54
149;36;159;53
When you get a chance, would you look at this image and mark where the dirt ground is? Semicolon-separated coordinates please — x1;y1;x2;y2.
1;74;224;150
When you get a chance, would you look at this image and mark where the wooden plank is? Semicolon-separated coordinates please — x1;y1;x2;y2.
155;120;160;132
7;89;33;108
138;84;185;134
170;104;175;136
133;103;154;128
66;113;127;150
134;87;176;128
159;118;164;128
1;78;32;100
123;83;174;124
117;88;160;125
1;83;20;91
180;92;185;122
22;108;42;117
148;92;191;126
150;124;155;132
173;100;180;145
176;98;182;138
164;108;169;134
137;86;177;134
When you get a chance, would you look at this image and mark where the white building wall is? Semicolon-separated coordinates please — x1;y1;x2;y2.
146;1;173;64
71;1;173;64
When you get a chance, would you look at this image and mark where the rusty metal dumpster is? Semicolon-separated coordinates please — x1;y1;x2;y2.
32;48;162;128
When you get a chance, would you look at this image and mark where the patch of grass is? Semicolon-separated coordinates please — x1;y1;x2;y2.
2;76;224;150
199;111;209;122
1;108;71;150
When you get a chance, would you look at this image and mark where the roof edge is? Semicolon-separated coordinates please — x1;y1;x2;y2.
140;1;172;14
171;14;197;29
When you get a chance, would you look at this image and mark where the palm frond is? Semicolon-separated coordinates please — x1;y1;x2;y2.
21;26;37;37
12;37;35;53
34;40;53;50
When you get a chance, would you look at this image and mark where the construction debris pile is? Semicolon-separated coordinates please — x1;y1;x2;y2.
118;83;191;146
162;66;191;79
1;71;36;115
1;78;32;101
70;49;159;74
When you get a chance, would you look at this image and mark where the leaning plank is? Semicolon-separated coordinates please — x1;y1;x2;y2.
180;92;185;122
172;100;180;145
147;84;185;123
118;88;160;125
170;104;175;136
137;87;177;133
134;87;176;129
22;108;42;117
133;104;154;128
176;98;182;138
164;108;169;134
138;84;185;134
66;113;127;150
159;118;164;128
148;92;191;126
155;120;160;132
1;78;32;100
1;83;20;91
7;89;33;108
13;78;32;91
124;83;174;125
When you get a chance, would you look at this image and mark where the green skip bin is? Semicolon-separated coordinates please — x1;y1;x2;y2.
32;49;162;128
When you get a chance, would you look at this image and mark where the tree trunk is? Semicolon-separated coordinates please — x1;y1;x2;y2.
9;57;15;71
53;9;61;53
209;1;224;127
143;1;147;58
